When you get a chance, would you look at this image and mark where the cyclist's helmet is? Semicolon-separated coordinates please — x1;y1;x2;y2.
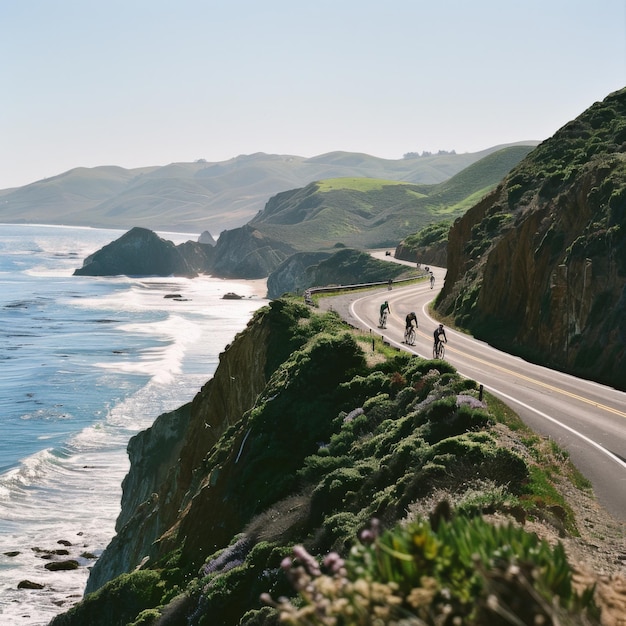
439;323;444;329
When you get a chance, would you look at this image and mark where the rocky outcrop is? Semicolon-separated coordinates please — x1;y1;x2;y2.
394;220;452;268
209;224;297;279
84;403;191;592
267;248;415;299
198;230;216;245
73;227;214;277
395;240;447;267
437;88;626;390
267;251;332;298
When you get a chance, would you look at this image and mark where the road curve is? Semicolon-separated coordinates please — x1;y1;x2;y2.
320;270;626;522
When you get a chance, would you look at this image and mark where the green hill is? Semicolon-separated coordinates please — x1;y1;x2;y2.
0;146;536;235
249;145;534;250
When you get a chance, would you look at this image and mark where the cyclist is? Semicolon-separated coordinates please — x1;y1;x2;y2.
430;273;435;289
433;323;447;356
405;311;418;331
404;312;418;344
379;301;391;327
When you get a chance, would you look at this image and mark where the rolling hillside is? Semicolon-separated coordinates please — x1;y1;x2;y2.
247;145;534;250
0;145;536;235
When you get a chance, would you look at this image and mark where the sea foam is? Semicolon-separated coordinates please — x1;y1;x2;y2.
0;224;266;624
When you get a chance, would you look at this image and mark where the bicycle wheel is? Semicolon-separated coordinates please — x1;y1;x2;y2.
407;327;416;345
438;343;445;359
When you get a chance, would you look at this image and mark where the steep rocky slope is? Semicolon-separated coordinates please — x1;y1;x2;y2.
49;299;625;626
395;220;452;267
437;88;626;390
266;247;415;299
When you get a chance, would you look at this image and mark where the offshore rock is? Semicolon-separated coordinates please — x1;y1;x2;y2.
18;580;45;589
73;227;214;277
198;230;216;245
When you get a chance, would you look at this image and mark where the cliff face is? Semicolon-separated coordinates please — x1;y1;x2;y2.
85;306;272;593
438;88;626;390
267;250;332;298
395;240;447;267
394;220;452;269
209;224;296;279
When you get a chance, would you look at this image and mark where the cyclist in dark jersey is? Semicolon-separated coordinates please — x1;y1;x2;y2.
379;301;391;328
405;311;418;331
433;323;447;351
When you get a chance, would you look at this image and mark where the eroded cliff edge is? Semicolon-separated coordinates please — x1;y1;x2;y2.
85;302;275;593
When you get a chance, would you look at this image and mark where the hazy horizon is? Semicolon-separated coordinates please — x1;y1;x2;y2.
1;0;624;189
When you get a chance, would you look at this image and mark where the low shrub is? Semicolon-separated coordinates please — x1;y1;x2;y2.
265;515;598;625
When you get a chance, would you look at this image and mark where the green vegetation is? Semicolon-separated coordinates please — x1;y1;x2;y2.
400;220;452;250
268;516;596;625
434;87;626;390
51;300;597;625
49;571;164;626
316;177;417;193
250;146;533;251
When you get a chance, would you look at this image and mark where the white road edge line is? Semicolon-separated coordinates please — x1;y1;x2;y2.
349;293;626;472
483;386;626;471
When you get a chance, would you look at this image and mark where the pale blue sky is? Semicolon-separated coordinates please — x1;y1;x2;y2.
1;0;625;189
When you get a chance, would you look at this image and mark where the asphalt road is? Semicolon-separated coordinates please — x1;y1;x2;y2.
322;263;626;522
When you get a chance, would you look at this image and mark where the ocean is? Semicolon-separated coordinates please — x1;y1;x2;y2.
0;224;267;625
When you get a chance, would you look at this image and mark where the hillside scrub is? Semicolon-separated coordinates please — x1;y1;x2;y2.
50;301;611;626
395;220;452;266
437;87;626;389
248;146;533;252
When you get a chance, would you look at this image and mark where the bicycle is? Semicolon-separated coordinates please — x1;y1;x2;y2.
404;325;416;345
379;310;388;328
433;339;446;359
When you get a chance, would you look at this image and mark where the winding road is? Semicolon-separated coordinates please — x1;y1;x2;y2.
322;260;626;522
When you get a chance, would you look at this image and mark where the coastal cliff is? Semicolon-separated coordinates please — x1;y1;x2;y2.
49;298;620;626
267;248;413;299
85;303;273;593
437;88;626;390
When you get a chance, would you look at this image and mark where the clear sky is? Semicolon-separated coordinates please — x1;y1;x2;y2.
1;0;625;189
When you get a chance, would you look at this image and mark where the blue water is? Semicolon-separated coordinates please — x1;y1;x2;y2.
0;224;267;624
